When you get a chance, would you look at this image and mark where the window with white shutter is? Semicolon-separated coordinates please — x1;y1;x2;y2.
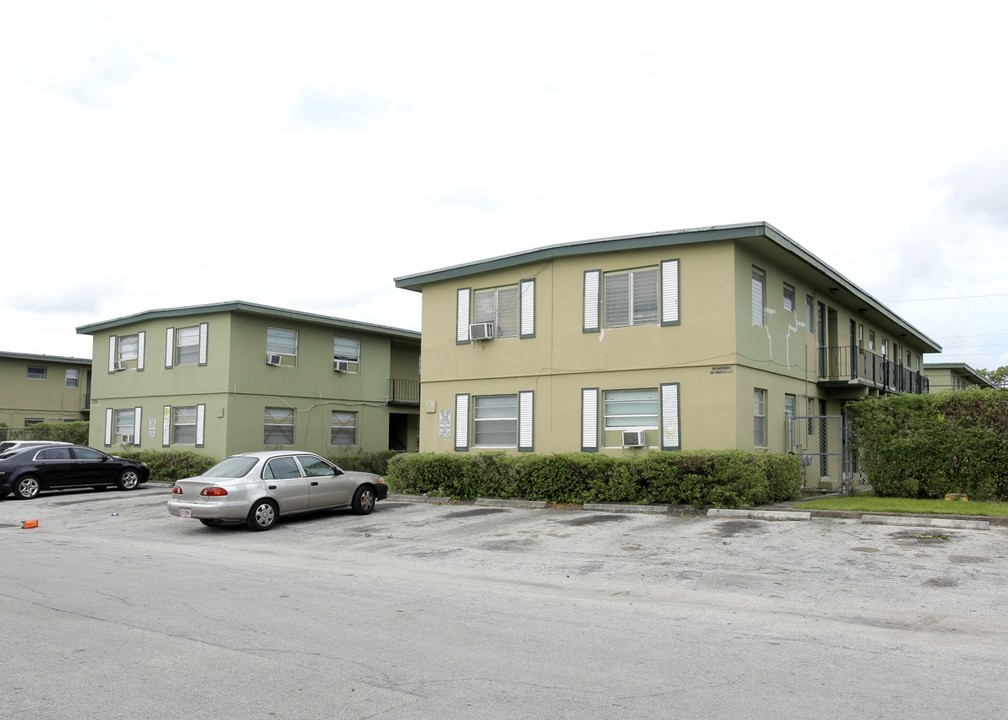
581;388;599;451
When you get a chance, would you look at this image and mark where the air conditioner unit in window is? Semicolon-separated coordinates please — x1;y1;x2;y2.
621;429;646;448
266;353;283;366
113;360;127;372
120;434;134;446
333;359;351;373
469;322;494;341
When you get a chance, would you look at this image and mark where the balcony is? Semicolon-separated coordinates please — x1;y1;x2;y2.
818;346;929;394
388;378;420;406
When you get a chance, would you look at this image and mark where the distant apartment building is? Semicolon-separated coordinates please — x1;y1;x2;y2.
0;351;92;434
923;363;998;392
76;301;420;458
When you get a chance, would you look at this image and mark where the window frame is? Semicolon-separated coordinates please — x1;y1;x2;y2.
175;326;202;366
783;283;795;313
65;368;79;387
266;327;299;367
333;337;361;373
27;366;47;380
172;405;198;445
752;267;767;327
603;267;659;329
330;410;358;446
754;388;768;448
264;406;296;445
472;394;519;448
473;285;520;338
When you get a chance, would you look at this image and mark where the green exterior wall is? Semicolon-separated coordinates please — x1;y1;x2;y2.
0;353;92;429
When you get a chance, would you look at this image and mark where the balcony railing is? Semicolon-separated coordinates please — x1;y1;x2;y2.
388;378;420;405
818;346;929;394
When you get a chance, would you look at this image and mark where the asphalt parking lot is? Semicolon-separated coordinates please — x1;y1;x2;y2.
3;485;1007;719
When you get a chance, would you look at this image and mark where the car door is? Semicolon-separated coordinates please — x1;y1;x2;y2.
262;456;311;513
71;447;118;486
32;447;76;488
296;454;355;509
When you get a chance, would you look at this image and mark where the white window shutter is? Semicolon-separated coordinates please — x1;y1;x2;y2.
137;332;146;371
661;383;681;450
196;404;206;447
165;328;175;368
457;288;471;344
661;259;680;325
162;405;172;447
520;279;535;338
581;388;598;451
198;323;209;365
108;336;117;373
133;407;143;446
104;408;114;446
455;394;469;451
583;270;600;332
518;390;534;451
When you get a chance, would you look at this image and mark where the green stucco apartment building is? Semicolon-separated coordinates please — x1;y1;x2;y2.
396;222;941;488
0;351;92;431
76;301;420;459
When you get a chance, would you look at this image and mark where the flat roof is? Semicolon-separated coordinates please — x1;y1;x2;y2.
0;350;92;365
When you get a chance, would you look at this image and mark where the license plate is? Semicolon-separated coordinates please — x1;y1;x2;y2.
180;507;192;519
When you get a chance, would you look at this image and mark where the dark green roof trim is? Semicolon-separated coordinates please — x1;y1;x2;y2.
394;221;941;353
76;300;420;341
0;351;92;364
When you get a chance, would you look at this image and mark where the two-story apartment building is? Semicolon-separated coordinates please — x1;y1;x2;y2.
923;363;998;392
0;351;92;433
395;222;941;489
76;301;420;459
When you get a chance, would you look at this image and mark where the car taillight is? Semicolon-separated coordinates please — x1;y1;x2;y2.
171;485;183;495
200;487;229;497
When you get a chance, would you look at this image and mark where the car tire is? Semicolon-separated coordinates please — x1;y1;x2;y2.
246;499;278;531
352;486;376;515
14;476;41;500
117;470;140;491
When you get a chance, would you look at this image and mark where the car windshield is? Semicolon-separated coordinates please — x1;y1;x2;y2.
203;456;260;478
0;442;17;452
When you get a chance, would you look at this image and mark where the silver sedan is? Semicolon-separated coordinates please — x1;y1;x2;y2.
167;451;388;531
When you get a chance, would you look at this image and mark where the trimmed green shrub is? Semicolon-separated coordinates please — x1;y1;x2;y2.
327;449;399;475
110;450;219;485
6;421;90;445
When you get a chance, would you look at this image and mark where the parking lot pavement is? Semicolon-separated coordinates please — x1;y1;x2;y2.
3;486;1008;719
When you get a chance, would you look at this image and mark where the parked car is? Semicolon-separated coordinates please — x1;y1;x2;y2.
167;450;388;531
0;440;73;453
0;445;150;499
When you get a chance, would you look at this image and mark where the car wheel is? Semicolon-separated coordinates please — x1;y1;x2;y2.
117;470;140;491
352;486;376;515
14;476;41;500
246;499;278;531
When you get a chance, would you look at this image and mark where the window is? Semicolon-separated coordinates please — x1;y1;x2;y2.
858;324;864;348
752;268;766;326
473;395;518;446
604;267;658;328
264;456;300;479
881;337;888;358
173;406;198;444
603;388;658;430
783;284;795;312
25;418;43;426
118;334;139;361
333;337;361;373
300;454;336;477
264;407;295;444
27;366;47;380
66;368;79;387
805;295;814;332
176;326;201;365
474;285;519;338
868;331;876;352
266;328;298;365
331;411;358;446
754;388;767;447
114;409;135;438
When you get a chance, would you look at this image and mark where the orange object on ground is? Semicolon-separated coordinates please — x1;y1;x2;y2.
21;519;39;529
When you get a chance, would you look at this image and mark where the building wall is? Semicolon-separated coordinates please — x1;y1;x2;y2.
0;355;91;429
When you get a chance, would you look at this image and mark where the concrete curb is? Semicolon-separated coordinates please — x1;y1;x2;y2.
861;514;990;531
474;497;549;510
584;503;673;515
707;508;812;521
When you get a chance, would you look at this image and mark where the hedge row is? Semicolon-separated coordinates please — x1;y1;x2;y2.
112;450;219;485
386;450;801;508
848;389;1008;500
1;421;89;445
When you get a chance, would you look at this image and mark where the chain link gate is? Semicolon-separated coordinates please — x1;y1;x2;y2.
788;414;859;495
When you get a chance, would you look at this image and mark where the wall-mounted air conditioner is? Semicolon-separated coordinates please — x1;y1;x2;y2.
334;359;351;373
469;322;494;341
266;353;283;366
621;429;646;448
120;434;134;446
113;360;127;372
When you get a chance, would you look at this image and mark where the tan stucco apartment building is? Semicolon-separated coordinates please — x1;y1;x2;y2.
396;222;940;487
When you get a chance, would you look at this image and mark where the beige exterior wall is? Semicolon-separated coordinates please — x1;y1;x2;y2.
0;354;91;429
409;229;936;459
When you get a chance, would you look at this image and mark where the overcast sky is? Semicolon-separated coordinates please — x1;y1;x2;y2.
2;1;1006;371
